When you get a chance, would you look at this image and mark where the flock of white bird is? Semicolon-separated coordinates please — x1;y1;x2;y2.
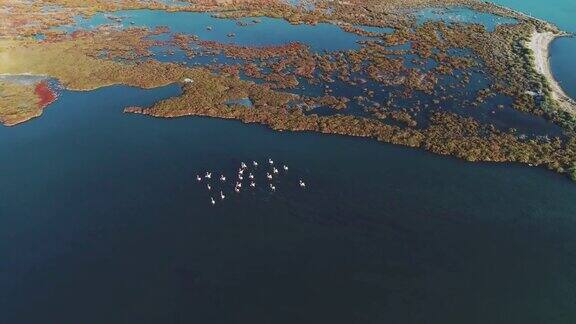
196;158;306;205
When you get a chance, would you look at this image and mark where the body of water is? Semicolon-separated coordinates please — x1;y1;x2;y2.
414;7;518;32
1;82;575;324
57;9;368;52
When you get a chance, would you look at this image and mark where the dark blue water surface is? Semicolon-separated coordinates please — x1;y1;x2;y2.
1;3;576;324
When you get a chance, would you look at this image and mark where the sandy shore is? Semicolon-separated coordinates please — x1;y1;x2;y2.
527;30;576;115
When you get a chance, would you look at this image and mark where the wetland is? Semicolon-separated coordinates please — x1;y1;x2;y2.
1;0;576;323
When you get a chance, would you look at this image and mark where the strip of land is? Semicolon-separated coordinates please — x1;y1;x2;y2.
1;0;576;180
528;30;576;115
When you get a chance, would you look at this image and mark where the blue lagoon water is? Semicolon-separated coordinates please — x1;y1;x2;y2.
490;0;576;99
415;7;517;32
1;4;576;324
58;9;368;52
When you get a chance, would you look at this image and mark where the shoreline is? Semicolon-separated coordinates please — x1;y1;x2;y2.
527;30;576;115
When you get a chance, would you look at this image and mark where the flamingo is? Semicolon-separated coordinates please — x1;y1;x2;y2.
210;197;216;205
196;175;202;181
266;173;273;180
220;191;225;200
205;172;212;179
299;180;306;188
269;184;276;192
220;175;226;182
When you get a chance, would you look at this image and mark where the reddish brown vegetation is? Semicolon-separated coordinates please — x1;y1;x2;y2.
35;81;57;109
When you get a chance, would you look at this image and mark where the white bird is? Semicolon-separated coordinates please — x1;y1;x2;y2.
239;175;244;181
299;180;306;188
241;162;247;169
211;197;216;205
236;182;242;188
252;161;258;167
272;167;279;174
266;173;273;180
269;184;276;191
220;191;225;200
196;175;202;181
283;165;288;171
235;187;240;193
249;173;254;179
268;158;274;165
239;169;245;175
220;175;226;182
250;182;256;188
205;172;212;179
207;184;212;190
